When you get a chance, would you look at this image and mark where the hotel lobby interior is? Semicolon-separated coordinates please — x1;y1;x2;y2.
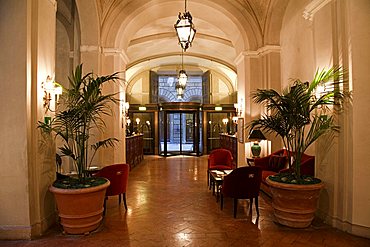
0;0;369;246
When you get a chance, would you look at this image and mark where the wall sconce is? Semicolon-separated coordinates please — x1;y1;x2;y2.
121;101;129;116
121;101;130;128
222;118;229;133
234;101;243;117
136;118;140;125
139;106;147;111
215;106;222;111
42;76;62;114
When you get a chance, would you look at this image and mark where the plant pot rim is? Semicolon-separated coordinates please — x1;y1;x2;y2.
266;176;324;190
49;178;110;194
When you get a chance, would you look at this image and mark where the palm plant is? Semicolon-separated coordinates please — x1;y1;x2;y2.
249;67;349;182
39;64;119;183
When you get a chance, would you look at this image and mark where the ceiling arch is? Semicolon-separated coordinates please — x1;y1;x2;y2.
99;0;264;66
75;0;289;81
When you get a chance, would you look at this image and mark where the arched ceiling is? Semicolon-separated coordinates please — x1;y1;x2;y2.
76;0;289;87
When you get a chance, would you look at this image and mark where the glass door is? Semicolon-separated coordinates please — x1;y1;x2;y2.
206;112;229;153
159;111;201;156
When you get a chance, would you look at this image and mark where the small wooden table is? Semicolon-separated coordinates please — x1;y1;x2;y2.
209;170;233;201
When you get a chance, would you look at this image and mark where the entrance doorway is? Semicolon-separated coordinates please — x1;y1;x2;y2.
159;102;202;156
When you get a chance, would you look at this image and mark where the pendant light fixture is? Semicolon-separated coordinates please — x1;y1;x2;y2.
174;0;196;51
176;50;187;99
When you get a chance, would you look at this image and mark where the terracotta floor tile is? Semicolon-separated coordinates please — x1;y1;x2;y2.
1;155;369;247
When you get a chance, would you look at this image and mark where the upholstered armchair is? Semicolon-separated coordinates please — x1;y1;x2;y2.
207;148;233;187
220;166;262;218
254;149;315;195
94;164;130;211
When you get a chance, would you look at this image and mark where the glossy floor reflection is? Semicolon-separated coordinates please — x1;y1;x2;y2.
2;156;369;247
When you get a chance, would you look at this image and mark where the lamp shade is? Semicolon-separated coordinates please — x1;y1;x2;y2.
248;129;266;141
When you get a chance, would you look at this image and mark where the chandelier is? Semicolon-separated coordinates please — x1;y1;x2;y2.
174;0;196;51
176;51;187;99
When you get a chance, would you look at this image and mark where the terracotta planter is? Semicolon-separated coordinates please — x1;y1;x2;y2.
266;177;324;228
49;179;110;234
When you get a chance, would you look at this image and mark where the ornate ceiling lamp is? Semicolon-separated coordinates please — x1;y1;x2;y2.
174;0;196;51
176;51;187;99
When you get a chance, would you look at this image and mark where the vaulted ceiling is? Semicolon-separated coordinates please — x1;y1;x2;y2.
77;0;289;82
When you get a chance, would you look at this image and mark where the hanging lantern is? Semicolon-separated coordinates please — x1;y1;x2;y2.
174;0;196;51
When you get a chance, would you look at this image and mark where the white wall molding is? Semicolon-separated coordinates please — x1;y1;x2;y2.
80;45;101;53
102;47;130;64
0;225;32;240
234;45;281;64
303;0;332;21
318;211;370;239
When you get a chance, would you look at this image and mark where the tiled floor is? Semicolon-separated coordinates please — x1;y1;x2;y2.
2;155;370;247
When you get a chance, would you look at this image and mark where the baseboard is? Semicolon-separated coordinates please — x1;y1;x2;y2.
317;210;370;239
0;212;56;240
0;225;32;240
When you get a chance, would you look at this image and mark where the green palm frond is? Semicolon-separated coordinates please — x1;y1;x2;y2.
248;66;350;180
38;64;121;181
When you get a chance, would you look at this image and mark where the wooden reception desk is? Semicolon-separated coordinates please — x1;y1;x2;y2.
126;134;144;169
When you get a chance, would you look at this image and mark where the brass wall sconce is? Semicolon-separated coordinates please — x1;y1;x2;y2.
121;101;130;128
42;76;62;114
234;100;243;117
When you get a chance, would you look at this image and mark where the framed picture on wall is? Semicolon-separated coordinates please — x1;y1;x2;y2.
238;118;244;143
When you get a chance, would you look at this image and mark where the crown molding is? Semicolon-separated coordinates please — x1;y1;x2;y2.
102;47;130;64
234;45;281;64
303;0;332;21
80;45;101;53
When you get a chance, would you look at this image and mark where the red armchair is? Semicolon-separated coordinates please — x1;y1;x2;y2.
94;164;130;211
208;148;233;187
220;166;262;218
254;149;315;196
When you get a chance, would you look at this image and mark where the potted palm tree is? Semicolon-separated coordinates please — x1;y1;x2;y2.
249;66;350;228
38;64;119;234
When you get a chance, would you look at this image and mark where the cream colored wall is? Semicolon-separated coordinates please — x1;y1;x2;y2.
127;71;150;104
347;0;370;237
0;0;57;239
239;48;282;162
281;0;370;238
0;0;31;239
210;72;235;104
99;54;126;166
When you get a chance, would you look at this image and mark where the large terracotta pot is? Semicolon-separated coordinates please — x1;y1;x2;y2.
266;177;324;228
49;179;110;234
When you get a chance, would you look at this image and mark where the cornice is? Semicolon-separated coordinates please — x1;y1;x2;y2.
102;47;130;64
80;45;101;53
234;45;281;64
303;0;332;21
